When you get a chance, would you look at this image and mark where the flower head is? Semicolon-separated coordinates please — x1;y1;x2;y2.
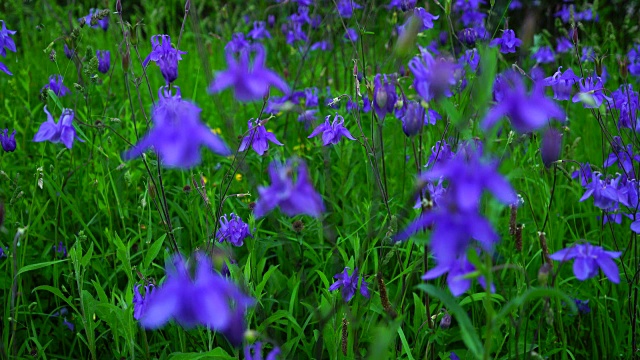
209;44;289;102
531;46;555;64
239;119;283;156
54;241;67;258
122;86;231;168
42;75;70;97
33;106;82;149
423;252;493;296
0;20;16;75
139;253;254;346
254;159;325;218
373;74;397;119
489;29;522;54
0;128;16;152
572;76;611;108
64;44;75;59
544;67;579;101
308;114;355;146
482;71;565;133
216;213;252;247
336;0;362;18
96;50;110;74
409;47;456;102
329;267;370;302
550;242;622;283
248;21;271;40
133;284;154;320
244;342;281;360
143;35;187;84
540;127;562;168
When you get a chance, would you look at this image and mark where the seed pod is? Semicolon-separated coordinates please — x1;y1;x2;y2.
341;317;348;356
515;224;523;252
538;231;552;266
377;272;397;319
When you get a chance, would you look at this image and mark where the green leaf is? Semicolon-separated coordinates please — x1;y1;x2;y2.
17;259;68;277
417;284;484;359
167;348;235;360
493;287;577;323
32;285;78;314
143;234;166;270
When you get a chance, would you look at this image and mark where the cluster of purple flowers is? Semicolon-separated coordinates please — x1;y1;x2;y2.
0;20;16;75
143;35;186;84
216;213;252;247
329;267;370;302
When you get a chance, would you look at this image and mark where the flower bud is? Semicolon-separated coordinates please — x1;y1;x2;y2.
540;128;562;168
439;313;452;329
401;101;425;137
538;262;552;286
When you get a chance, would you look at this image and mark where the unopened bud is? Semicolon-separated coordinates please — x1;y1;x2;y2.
538;262;552;286
185;0;191;12
148;183;157;199
116;0;122;13
439;313;452;329
619;56;628;80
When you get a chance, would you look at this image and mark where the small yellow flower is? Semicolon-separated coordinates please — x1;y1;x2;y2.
235;174;243;181
211;127;222;134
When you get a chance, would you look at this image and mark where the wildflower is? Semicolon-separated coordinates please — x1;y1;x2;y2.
413;7;439;31
336;0;362;18
426;139;454;168
122;86;231;168
556;37;572;53
483;71;565;133
133;284;154;320
579;172;622;211
344;28;358;42
245;342;281;360
572;76;611;108
209;44;289;102
96;50;110;74
0;129;16;152
571;162;593;186
239;119;283;156
298;109;318;124
544;67;579;101
64;44;75;59
387;0;416;11
459;28;478;46
603;136;640;176
329;267;370;302
489;29;522;54
254;159;325;218
540;127;562;168
216;213;252;247
373;74;397;119
248;21;271;40
308;114;355;146
531;46;555;64
139;253;254;346
409;47;456;102
401;101;425;137
304;87;319;107
53;241;67;258
423;252;493;296
80;9;109;31
0;20;16;75
439;313;451;329
63;318;74;331
226;33;251;53
310;41;332;51
42;75;70;97
550;242;622;283
0;246;6;258
33;107;82;149
574;299;590;314
143;35;187;84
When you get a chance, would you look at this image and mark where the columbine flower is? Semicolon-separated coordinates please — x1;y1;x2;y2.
308;114;355;146
0;20;17;75
122;86;230;168
574;299;591;314
423;252;493;296
544;67;579;101
96;50;110;74
0;128;16;152
556;37;573;53
540;127;562;168
226;33;251;53
239;119;283;156
216;213;252;247
336;0;362;18
133;284;154;320
489;29;522;54
42;75;70;97
245;342;281;360
33;106;82;149
329;267;370;302
373;74;397;119
209;44;289;102
413;7;439;30
63;44;75;59
387;0;417;10
531;46;555;64
344;28;358;42
482;71;565;133
572;76;611;108
401;101;425;137
143;35;187;84
409;47;456;102
139;253;254;346
248;21;271;40
0;246;6;258
53;241;67;258
254;159;325;218
550;242;622;283
80;9;109;31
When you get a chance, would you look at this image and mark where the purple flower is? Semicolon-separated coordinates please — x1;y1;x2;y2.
572;76;611;108
603;136;640;176
42;75;70;97
79;9;109;31
0;128;16;152
540;127;562;168
459;28;478;46
401;101;425;137
544;67;579;101
413;7;439;31
574;299;591;314
329;267;370;302
344;28;358;42
226;33;251;53
63;44;75;59
308;114;356;146
423;252;493;296
304;87;319;107
550;243;622;283
245;342;281;360
239;119;283;156
248;21;271;40
133;284;154;320
409;47;457;102
139;253;254;346
387;0;416;10
0;246;6;258
209;44;289;102
373;74;397;119
298;109;318;125
531;46;555;64
571;162;593;186
63;318;74;331
33;107;82;149
96;50;110;74
426;139;454;168
482;71;565;133
336;0;362;18
0;20;16;76
122;86;230;168
143;35;187;84
579;172;621;211
310;41;332;51
489;29;522;54
556;37;573;53
254;159;325;218
216;213;252;247
54;241;67;258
